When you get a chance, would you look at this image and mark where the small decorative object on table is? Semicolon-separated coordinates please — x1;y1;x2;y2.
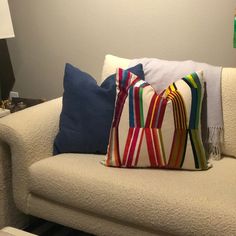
0;100;10;118
9;97;45;113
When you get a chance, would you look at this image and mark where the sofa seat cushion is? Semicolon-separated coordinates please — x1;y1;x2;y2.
29;154;236;235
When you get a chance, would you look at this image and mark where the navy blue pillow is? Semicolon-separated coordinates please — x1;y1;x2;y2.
53;63;144;155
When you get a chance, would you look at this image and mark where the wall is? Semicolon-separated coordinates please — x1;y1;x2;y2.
7;0;236;99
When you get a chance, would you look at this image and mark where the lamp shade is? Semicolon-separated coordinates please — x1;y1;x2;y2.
0;0;14;39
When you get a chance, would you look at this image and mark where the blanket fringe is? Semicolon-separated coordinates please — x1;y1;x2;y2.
208;127;224;160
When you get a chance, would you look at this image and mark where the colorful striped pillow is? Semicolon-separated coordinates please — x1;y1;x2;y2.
103;68;210;170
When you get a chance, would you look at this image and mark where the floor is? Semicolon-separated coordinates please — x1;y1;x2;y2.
24;218;94;236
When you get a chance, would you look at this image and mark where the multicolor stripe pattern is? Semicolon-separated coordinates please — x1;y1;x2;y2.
105;68;209;170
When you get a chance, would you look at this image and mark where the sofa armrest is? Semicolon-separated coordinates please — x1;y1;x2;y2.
0;98;62;213
222;68;236;158
0;141;29;229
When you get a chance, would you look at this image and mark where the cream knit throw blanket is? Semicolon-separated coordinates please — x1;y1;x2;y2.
129;58;223;159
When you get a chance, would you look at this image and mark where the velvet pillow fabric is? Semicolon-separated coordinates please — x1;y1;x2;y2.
53;63;144;155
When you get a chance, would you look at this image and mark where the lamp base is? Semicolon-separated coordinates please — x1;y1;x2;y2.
0;108;10;118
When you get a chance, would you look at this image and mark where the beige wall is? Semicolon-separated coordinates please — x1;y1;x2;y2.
7;0;236;99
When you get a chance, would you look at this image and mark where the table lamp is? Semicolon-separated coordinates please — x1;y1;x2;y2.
0;0;15;117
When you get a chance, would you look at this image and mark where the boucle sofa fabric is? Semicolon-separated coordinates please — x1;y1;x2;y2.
29;154;236;236
28;195;161;236
222;68;236;157
0;98;62;213
0;141;28;229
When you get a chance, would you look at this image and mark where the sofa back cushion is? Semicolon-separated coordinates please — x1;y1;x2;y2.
221;68;236;158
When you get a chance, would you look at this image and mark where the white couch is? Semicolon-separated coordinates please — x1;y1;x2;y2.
0;56;235;236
